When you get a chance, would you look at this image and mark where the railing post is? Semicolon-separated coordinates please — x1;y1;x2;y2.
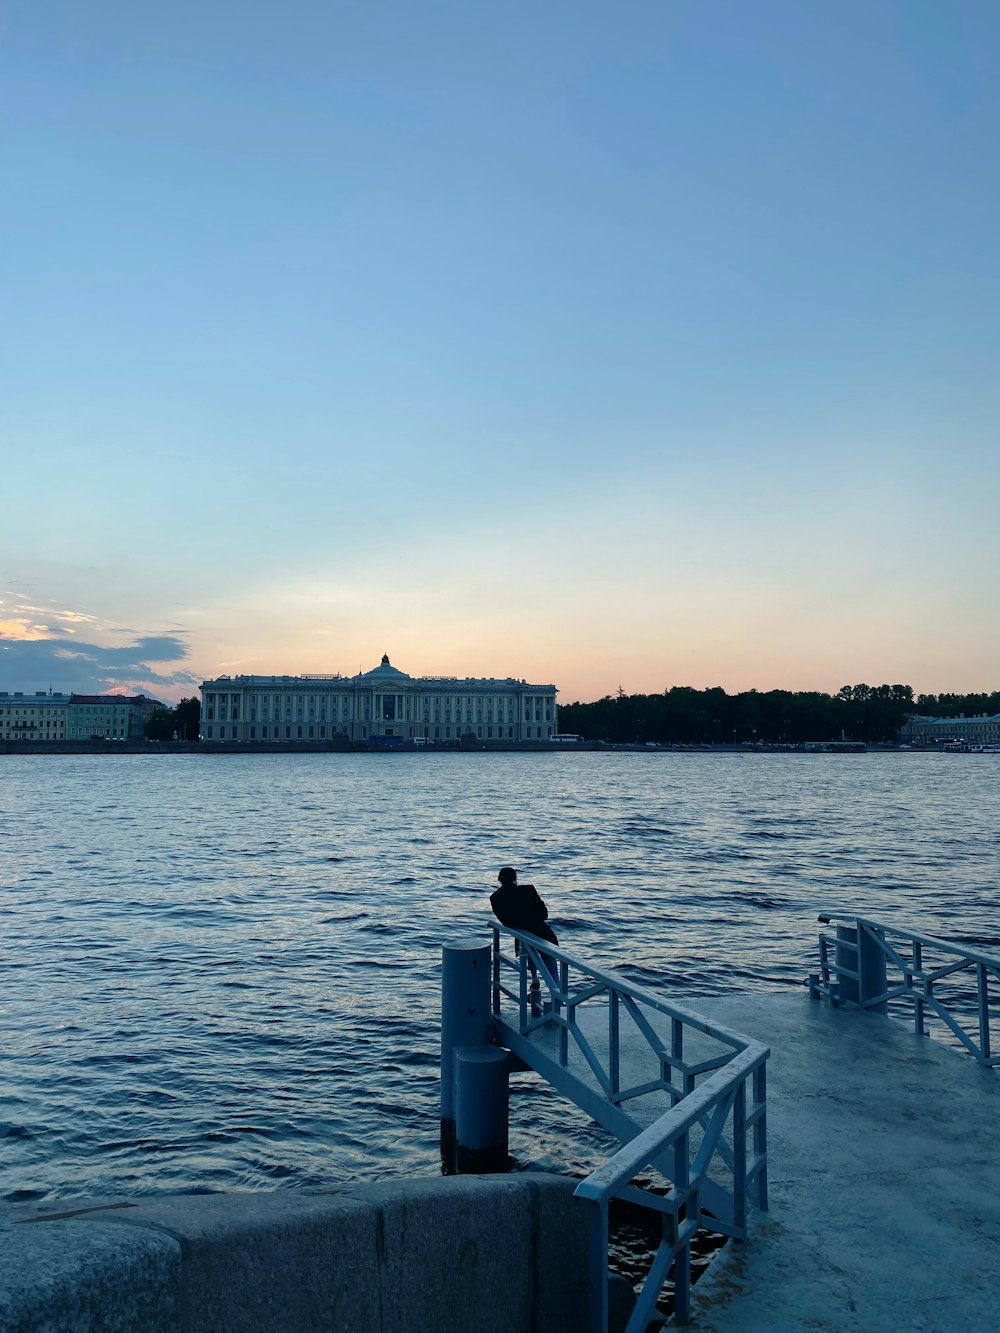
609;990;620;1099
584;1199;609;1333
672;1130;692;1322
559;959;569;1065
912;941;925;1036
440;939;492;1172
754;1061;768;1212
818;933;831;994
732;1079;747;1232
491;925;501;1015
978;962;991;1063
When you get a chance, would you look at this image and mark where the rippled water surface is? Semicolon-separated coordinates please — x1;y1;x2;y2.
1;751;997;1201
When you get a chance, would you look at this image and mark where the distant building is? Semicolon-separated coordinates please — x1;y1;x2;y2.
900;713;1000;747
200;654;558;745
0;691;71;740
67;694;147;741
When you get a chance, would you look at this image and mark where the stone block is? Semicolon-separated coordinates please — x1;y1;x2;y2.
105;1190;381;1333
529;1173;592;1332
343;1174;536;1333
0;1203;180;1332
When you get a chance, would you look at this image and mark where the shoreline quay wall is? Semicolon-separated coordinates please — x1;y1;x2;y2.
1;1174;591;1333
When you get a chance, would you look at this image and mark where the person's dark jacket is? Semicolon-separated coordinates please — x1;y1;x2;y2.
490;882;558;945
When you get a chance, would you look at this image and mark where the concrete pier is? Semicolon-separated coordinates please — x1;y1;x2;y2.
503;988;1000;1329
657;994;1000;1331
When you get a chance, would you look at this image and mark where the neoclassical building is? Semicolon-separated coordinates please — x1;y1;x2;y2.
0;691;71;741
899;712;1000;748
200;655;558;745
0;691;147;741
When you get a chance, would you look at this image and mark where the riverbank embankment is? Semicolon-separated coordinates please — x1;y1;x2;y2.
1;1173;590;1332
1;740;921;756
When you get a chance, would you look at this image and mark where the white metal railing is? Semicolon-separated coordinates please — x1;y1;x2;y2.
809;912;1000;1067
491;926;768;1329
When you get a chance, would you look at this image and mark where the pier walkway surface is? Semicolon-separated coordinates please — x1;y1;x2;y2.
642;993;999;1332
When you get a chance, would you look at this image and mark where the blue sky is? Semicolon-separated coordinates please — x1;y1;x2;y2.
2;1;998;703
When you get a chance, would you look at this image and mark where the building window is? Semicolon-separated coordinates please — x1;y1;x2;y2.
219;726;225;739
206;726;213;739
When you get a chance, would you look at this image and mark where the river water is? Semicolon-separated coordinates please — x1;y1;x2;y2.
1;751;997;1203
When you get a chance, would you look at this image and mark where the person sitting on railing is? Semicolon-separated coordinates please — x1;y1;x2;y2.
490;866;559;989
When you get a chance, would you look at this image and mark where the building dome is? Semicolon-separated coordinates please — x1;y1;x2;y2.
360;653;411;682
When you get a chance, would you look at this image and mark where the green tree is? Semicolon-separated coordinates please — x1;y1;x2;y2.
174;697;201;741
144;706;175;742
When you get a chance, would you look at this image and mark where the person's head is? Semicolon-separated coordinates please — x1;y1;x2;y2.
497;866;518;886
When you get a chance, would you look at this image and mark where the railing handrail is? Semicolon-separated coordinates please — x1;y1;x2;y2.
490;926;769;1329
491;923;753;1052
812;911;1000;1069
819;910;1000;972
575;1042;768;1207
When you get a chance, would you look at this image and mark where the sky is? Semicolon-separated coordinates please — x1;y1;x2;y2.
2;1;998;705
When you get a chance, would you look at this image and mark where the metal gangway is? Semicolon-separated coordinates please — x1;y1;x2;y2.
489;927;769;1332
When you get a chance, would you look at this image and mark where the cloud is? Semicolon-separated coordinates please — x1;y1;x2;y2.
0;633;199;701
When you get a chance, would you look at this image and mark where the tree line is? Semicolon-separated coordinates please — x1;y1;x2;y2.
556;684;998;747
145;697;201;742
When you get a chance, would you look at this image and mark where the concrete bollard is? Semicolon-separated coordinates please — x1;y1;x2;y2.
836;923;887;1011
441;940;493;1171
858;925;888;1014
454;1045;510;1173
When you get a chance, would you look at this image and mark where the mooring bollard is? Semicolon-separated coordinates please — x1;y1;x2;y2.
454;1045;509;1173
441;940;492;1171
